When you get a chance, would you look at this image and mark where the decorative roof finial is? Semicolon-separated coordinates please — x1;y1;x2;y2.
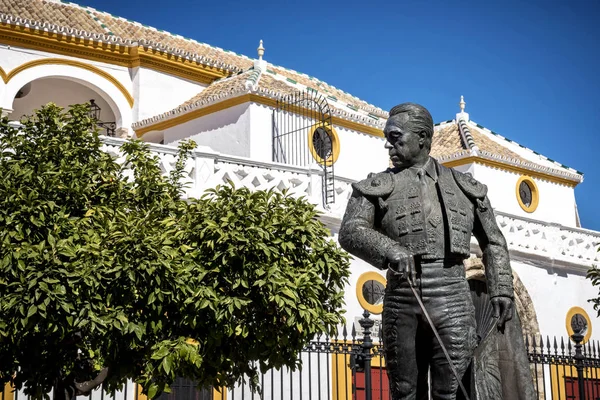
257;40;265;61
459;95;466;112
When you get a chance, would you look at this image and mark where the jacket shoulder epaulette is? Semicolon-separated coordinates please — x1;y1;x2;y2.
451;168;488;200
351;170;394;197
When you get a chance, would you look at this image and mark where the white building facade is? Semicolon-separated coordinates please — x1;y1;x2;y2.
1;1;598;399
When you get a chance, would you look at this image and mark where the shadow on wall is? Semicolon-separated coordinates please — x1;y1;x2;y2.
162;102;252;158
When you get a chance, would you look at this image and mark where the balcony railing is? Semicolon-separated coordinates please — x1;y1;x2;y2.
101;137;600;270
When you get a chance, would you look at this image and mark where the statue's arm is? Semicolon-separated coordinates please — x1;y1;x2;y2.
338;190;399;269
472;196;514;299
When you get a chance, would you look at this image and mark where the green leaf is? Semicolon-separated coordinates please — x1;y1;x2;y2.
27;305;37;318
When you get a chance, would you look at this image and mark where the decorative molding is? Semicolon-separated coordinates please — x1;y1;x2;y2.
469;120;584;176
457;117;479;154
0;23;135;67
134;93;384;138
441;155;580;187
0;23;231;85
6;58;134;108
137;47;228;85
134;94;252;136
0;66;7;83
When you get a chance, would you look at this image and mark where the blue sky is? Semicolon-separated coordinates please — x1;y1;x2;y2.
80;0;600;230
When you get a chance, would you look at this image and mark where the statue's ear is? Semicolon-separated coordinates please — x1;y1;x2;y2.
419;131;426;146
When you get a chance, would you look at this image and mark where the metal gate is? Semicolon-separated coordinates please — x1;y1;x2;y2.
272;90;335;205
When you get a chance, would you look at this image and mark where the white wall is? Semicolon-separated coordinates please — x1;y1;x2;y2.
163;103;252;157
473;163;577;226
248;103;388;179
332;126;389;181
0;45;133;101
0;46;207;131
10;78;116;122
135;67;206;122
248;102;274;163
512;260;598;340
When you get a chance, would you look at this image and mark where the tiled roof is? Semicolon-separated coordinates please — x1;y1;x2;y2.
135;68;388;130
431;120;582;183
0;0;382;114
468;125;528;161
93;13;254;71
134;69;259;127
0;0;106;35
267;66;388;118
431;122;467;160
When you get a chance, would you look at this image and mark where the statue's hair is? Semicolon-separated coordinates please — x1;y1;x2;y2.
388;103;434;150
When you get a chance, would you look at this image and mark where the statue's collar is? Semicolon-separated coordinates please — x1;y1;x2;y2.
391;157;438;182
419;157;438;182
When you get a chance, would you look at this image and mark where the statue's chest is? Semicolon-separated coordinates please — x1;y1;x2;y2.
378;172;474;256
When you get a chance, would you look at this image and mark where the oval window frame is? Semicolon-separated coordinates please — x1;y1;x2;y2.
356;271;387;315
566;306;593;344
516;175;539;213
308;122;340;166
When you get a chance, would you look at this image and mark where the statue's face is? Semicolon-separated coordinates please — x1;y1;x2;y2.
384;114;425;168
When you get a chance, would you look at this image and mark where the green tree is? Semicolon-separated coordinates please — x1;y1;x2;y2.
0;104;350;399
587;266;600;315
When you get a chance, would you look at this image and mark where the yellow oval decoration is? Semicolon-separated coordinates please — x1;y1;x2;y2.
566;306;592;344
6;58;134;108
356;271;386;315
308;122;340;166
516;175;539;213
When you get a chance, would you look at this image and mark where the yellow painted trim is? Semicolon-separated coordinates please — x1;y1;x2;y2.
135;94;252;137
135;384;148;400
0;24;135;68
138;48;225;85
550;364;600;399
2;383;14;400
135;94;384;139
331;340;386;400
331;342;353;400
356;272;386;315
213;387;227;400
332;116;384;137
308;122;340;166
566;306;592;344
442;156;579;187
515;175;539;213
6;58;134;108
0;67;7;84
0;25;230;85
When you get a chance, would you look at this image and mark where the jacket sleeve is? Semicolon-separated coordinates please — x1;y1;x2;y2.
472;196;514;299
338;190;399;270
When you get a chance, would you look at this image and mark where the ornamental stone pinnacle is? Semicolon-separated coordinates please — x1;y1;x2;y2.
257;40;265;61
456;95;469;122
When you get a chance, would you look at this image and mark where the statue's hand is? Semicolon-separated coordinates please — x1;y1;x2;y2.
491;296;514;330
385;247;416;285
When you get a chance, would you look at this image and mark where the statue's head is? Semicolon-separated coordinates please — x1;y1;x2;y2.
384;103;433;168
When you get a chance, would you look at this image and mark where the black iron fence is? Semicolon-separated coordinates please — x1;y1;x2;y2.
226;312;600;400
528;331;600;400
5;312;600;400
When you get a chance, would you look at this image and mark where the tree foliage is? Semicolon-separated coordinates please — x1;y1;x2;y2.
587;265;600;316
0;104;350;398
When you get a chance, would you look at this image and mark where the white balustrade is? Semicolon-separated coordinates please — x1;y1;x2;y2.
101;137;600;268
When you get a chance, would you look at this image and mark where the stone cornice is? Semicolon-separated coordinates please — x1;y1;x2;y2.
439;153;582;186
0;16;235;83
